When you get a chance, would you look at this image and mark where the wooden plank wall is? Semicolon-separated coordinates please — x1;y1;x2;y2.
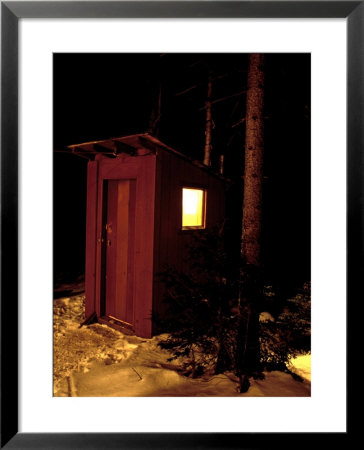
133;155;156;338
85;161;98;318
152;150;226;329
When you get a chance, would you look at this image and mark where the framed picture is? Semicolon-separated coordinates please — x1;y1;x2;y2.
1;1;359;448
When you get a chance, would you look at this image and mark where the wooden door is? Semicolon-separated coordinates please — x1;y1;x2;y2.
104;179;136;327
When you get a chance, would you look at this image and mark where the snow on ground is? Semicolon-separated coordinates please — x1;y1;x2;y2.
288;354;311;382
53;280;311;397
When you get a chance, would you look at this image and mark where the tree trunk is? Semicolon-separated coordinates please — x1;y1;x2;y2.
203;73;213;166
241;53;265;267
237;53;265;392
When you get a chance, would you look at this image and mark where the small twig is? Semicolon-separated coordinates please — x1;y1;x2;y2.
211;72;231;82
231;117;246;128
131;367;143;381
200;90;247;110
175;84;200;97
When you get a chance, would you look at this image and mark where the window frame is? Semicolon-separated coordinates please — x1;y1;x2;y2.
181;186;207;230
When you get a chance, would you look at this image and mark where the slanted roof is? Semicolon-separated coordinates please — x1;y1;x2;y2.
67;133;229;182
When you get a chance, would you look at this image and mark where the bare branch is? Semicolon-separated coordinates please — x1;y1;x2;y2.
231;117;246;128
200;89;247;110
175;84;200;97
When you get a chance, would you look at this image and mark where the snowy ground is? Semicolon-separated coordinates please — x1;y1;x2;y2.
53;279;311;397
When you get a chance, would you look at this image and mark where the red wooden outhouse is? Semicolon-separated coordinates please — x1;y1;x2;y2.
69;134;227;338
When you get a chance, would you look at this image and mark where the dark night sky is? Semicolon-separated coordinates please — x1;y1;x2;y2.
54;53;310;295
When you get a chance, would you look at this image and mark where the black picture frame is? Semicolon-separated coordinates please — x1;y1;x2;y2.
1;1;360;448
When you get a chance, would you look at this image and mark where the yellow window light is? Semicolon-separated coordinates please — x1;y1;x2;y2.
182;188;206;229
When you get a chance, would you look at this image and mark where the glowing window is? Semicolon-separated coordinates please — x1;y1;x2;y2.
182;188;206;229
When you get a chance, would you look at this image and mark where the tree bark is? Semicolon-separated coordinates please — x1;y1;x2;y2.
203;73;213;166
237;53;265;392
241;53;265;267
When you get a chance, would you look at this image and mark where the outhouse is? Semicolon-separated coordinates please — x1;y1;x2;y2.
69;134;228;338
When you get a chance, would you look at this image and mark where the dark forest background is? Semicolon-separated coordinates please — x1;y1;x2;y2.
54;53;310;297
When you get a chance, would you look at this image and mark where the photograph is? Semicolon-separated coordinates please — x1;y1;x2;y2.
53;52;311;397
1;0;358;445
